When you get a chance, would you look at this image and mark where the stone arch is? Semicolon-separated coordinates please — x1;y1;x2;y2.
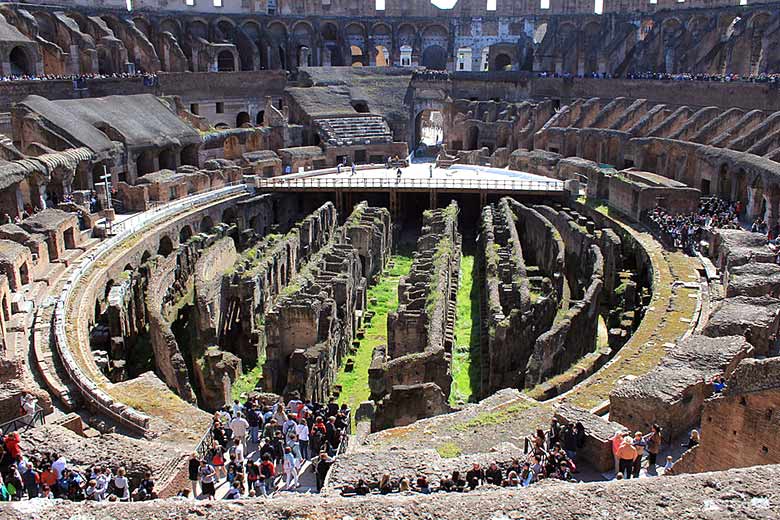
157;235;174;257
493;53;512;71
292;21;315;66
132;16;152;37
735;169;749;212
321;22;343;66
350;45;364;66
179;224;193;243
236;111;251;127
188;19;209;40
141;250;152;264
214;17;236;42
421;45;447;70
159;148;177;170
200;215;214;233
217;50;236;71
8;46;33;76
160;18;182;39
346;22;367;65
421;24;448;57
267;21;288;70
181;144;199;167
222;207;238;226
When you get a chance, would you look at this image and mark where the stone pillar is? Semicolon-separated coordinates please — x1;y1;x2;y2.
764;192;778;229
747;187;761;220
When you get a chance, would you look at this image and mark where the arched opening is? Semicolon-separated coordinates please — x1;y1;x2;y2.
179;225;193;243
200;215;215;233
718;164;732;199
9;46;32;76
493;53;512;71
466;126;479;151
256;111;265;125
375;45;389;66
421;45;447;70
222;207;238;226
19;262;30;286
136;150;156;175
217;50;235;71
141;250;152;264
236;111;251;127
352;101;369;113
159;148;176;170
157;235;174;257
181;144;199;167
350;45;364;66
415;109;444;152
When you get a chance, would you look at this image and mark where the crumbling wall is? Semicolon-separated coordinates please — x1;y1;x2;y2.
610;335;754;440
371;202;460;430
262;203;389;402
480;198;557;395
671;357;780;475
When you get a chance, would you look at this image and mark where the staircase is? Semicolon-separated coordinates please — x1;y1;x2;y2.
314;115;393;146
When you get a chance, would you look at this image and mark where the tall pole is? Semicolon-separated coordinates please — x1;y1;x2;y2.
102;166;112;210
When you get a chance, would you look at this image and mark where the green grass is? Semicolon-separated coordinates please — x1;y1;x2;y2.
450;254;481;405
231;353;266;401
453;399;533;431
436;442;463;459
334;254;413;427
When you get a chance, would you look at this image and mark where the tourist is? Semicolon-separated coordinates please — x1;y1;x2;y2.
282;446;299;489
415;475;431;494
209;440;226;480
610;429;629;473
465;463;484;490
562;423;578;461
616;435;637;479
399;477;410;492
296;417;310;460
682;429;700;449
712;375;727;393
259;453;276;495
111;467;130;501
230;438;245;465
226;480;242;499
263;418;278;441
187;453;200;497
315;452;334;492
644;424;662;470
21;463;39;499
354;478;370;495
246;405;261;445
664;456;674;473
132;471;155;501
631;432;646;478
520;462;535;487
198;460;217;500
378;473;393;494
484;462;503;486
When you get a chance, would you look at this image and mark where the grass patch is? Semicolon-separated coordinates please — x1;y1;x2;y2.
334;253;413;427
450;254;481;405
436;442;463;459
231;353;266;401
453;399;533;431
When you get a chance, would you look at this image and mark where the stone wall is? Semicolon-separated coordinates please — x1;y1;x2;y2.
371;202;460;430
480;198;557;395
262;203;390;402
610;335;754;441
670;357;780;475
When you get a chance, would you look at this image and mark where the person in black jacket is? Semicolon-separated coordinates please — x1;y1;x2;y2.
465;463;484;490
187;453;200;498
315;452;334;492
484;462;503;486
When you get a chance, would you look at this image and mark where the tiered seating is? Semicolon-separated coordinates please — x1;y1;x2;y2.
314;115;393;146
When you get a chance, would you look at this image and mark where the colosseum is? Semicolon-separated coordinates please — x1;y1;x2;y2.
0;0;779;517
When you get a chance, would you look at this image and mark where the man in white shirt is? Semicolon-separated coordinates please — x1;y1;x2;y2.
51;454;67;479
229;412;250;447
295;418;311;460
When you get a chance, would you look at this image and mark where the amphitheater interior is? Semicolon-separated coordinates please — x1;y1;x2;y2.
0;0;779;517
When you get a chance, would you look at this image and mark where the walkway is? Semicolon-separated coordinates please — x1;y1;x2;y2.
256;164;564;194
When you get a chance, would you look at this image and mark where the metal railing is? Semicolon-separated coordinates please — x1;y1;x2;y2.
0;410;45;434
256;176;564;192
51;182;249;435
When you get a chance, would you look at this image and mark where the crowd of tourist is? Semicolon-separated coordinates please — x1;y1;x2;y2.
537;71;780;84
0;72;158;86
647;197;743;254
611;424;663;479
188;394;350;500
0;395;152;502
340;419;585;496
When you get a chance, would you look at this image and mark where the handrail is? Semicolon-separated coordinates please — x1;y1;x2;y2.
51;182;249;435
256;176;564;192
0;409;46;434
